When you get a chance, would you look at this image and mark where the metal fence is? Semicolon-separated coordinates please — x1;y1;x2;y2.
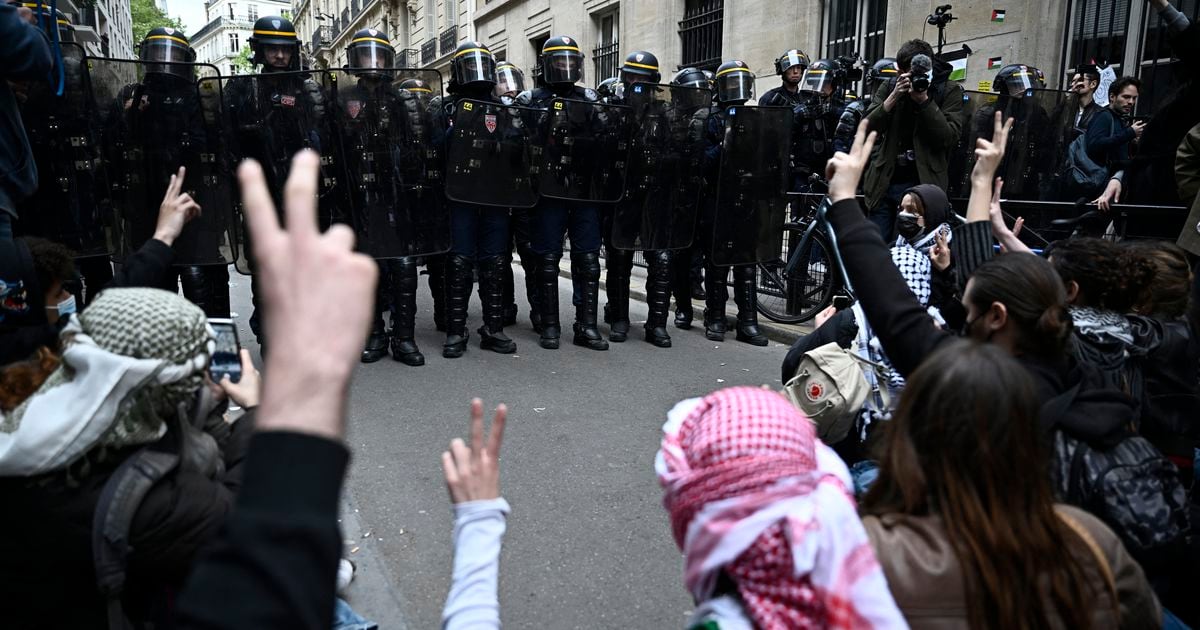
439;25;459;57
421;40;436;66
593;41;620;82
678;0;724;71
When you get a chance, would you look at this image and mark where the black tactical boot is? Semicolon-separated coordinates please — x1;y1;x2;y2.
733;264;769;346
604;248;632;342
643;251;672;348
571;251;609;351
477;256;517;354
703;263;728;342
670;251;693;329
426;255;447;332
442;255;473;358
390;258;425;366
179;265;232;318
536;252;562;349
501;253;519;327
361;314;390;363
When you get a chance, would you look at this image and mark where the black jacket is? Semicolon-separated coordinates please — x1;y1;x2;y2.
0;5;52;218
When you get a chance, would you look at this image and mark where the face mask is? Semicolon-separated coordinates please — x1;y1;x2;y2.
46;294;77;318
896;211;923;240
960;313;995;342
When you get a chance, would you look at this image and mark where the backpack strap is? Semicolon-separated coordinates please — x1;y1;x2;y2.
91;447;180;630
1056;510;1118;603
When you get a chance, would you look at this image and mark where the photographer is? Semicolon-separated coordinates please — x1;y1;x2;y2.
864;39;964;241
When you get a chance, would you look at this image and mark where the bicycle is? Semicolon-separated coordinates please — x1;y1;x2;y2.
755;190;850;325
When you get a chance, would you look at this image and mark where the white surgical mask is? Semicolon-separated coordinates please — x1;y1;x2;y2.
46;294;77;318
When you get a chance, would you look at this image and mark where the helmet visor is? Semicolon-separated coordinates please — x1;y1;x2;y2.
778;51;809;73
801;68;833;95
716;70;754;103
454;49;496;85
140;38;194;78
495;65;524;95
352;42;395;71
543;49;584;85
1002;69;1035;95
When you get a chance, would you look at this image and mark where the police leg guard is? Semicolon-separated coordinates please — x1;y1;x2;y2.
442;255;473;358
670;248;693;330
518;242;542;332
426;255;447;332
362;311;390;364
570;251;608;351
179;265;231;318
644;251;672;348
535;252;562;349
603;247;633;342
477;256;517;354
733;265;768;346
390;258;425;366
703;262;729;342
502;253;518;327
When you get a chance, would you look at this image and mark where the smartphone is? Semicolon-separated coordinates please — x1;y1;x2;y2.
832;295;854;311
208;318;242;384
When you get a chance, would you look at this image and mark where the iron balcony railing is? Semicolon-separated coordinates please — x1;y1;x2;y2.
678;0;724;71
592;41;620;81
421;39;436;65
439;25;458;57
311;24;332;50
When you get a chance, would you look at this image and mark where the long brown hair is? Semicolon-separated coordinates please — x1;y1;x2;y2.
0;347;61;412
861;341;1108;630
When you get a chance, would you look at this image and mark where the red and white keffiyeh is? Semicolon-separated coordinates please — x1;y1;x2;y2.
655;387;906;630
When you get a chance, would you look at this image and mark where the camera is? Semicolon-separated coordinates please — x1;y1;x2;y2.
910;53;933;93
834;55;864;82
927;4;954;28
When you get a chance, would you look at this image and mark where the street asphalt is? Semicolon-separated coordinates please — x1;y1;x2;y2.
228;262;793;629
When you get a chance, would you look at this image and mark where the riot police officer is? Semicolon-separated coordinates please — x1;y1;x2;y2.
789;59;847;192
667;67;712;331
492;61;537;330
335;29;430;366
834;57;897;154
103;28;232;317
526;35;610;351
225;15;327;344
974;64;1054;199
436;41;518;357
601;50;674;347
759;49;811;108
699;60;768;346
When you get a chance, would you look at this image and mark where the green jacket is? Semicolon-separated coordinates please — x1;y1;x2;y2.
863;79;965;209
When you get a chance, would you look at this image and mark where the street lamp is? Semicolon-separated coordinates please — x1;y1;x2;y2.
315;12;335;20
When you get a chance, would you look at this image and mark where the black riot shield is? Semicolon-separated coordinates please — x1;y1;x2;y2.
202;69;341;273
89;58;234;266
536;98;632;202
444;99;541;208
948;89;1073;200
14;43;112;257
610;83;710;251
330;69;450;258
711;106;793;266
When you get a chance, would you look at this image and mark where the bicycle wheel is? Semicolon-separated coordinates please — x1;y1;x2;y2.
756;228;837;324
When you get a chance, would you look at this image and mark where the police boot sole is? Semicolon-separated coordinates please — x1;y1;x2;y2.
704;329;725;342
573;334;610;351
393;352;426;366
480;335;517;354
609;322;630;343
736;331;769;346
361;349;388;364
645;333;672;348
539;337;560;350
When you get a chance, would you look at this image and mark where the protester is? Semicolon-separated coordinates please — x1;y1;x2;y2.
862;340;1161;628
1070;65;1102;143
1086;77;1144;182
0;287;261;628
656;386;906;628
863;39;964;241
0;3;51;240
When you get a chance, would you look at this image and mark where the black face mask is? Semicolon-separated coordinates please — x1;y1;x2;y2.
896;212;923;240
960;313;996;342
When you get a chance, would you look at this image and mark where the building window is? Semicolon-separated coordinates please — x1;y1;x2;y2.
530;34;549;82
229;32;240;52
593;10;620;81
678;0;723;71
229;3;236;19
1063;0;1198;114
249;4;258;20
823;0;887;66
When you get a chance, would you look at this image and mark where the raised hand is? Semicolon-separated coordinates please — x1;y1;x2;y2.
825;119;877;203
154;166;202;246
971;111;1016;183
442;398;507;504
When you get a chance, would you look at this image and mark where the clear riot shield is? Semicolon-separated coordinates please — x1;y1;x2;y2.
15;43;112;257
444;99;541;208
89;57;233;266
610;83;710;251
948;89;1073;200
202;69;340;273
710;106;793;266
536;98;632;202
330;69;450;258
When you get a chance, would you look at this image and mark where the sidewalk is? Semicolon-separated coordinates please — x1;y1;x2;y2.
515;254;814;346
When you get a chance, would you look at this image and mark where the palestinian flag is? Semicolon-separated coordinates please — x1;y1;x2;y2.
941;47;971;82
991;9;1006;22
988;56;1003;69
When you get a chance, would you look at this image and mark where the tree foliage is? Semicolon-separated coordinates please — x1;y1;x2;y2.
232;46;254;73
130;0;185;45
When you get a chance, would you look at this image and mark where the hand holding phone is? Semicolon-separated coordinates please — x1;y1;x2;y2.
208;319;242;384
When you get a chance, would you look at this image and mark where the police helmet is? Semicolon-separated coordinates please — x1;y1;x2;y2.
596;76;622;101
801;59;839;97
540;35;585;85
451;41;497;87
620;50;660;84
140;27;196;80
868;57;899;85
11;2;75;43
399;77;433;106
671;67;711;91
346;28;395;76
774;49;811;76
993;64;1042;96
715;60;754;104
249;16;300;70
494;61;525;98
